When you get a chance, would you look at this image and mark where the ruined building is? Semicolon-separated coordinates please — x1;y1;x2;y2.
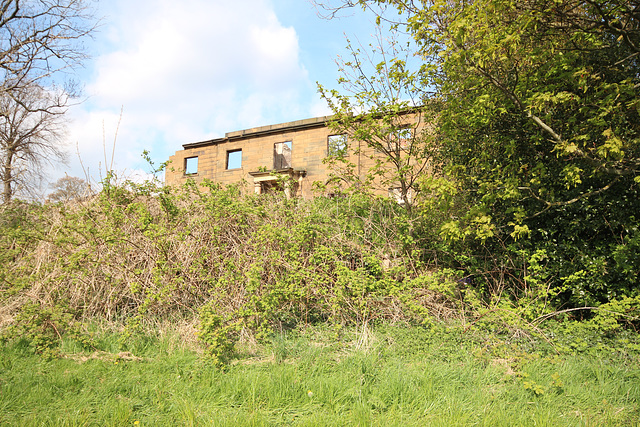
165;113;424;200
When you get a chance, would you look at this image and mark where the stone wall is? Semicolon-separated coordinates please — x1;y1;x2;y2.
164;114;424;198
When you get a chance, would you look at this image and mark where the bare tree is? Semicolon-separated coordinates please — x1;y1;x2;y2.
0;83;67;203
0;0;95;203
0;0;94;98
47;174;88;202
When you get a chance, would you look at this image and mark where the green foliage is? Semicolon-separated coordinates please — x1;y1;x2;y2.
198;304;239;368
1;323;638;425
590;296;640;334
1;302;92;359
428;0;639;305
329;0;640;308
0;177;465;361
1;148;637;367
318;31;437;208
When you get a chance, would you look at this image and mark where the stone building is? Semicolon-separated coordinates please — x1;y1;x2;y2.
165;113;425;200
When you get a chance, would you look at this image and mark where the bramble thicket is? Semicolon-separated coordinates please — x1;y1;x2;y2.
1;0;639;361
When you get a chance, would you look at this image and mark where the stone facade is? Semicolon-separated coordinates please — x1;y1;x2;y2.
165;114;421;198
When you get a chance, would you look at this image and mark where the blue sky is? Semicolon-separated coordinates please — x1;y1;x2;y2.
59;0;380;184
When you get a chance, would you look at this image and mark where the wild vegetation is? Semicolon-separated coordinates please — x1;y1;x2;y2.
0;173;638;425
0;176;457;359
1;0;639;424
0;173;638;356
2;322;639;425
0;157;638;424
320;0;640;310
0;0;635;361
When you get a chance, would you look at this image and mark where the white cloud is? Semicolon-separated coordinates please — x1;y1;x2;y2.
63;0;311;183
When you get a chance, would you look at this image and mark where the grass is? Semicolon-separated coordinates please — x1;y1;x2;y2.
1;322;639;426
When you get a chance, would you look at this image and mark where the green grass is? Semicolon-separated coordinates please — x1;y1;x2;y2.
1;323;639;426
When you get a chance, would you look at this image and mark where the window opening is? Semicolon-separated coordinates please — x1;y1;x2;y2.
185;156;198;175
226;149;242;169
387;127;412;153
274;141;292;169
328;134;347;157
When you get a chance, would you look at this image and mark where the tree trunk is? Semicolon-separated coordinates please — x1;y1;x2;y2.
2;148;14;204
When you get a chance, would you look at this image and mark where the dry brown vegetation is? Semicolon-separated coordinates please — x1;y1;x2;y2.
0;180;463;356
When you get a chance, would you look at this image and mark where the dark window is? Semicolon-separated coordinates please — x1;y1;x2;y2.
274;141;292;169
226;149;242;169
185;156;198;175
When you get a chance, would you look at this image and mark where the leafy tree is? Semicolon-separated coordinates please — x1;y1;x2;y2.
318;31;437;209
321;0;640;305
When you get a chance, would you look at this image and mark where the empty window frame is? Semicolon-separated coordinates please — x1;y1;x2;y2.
184;156;198;175
327;134;347;157
274;141;292;169
387;127;412;153
226;149;242;170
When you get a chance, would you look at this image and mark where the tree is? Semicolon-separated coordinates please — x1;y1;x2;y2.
0;0;95;203
413;0;639;304
47;175;89;202
1;83;68;203
318;30;437;208
0;0;93;98
323;0;639;202
320;0;640;304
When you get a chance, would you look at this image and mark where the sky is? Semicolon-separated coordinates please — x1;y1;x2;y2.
55;0;381;186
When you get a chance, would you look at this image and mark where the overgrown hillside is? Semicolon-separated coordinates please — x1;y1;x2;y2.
1;177;638;363
0;179;465;360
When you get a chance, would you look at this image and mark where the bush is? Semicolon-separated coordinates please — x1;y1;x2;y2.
0;179;463;361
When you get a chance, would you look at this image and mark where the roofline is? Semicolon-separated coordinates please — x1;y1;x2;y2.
180;106;425;150
182;115;333;149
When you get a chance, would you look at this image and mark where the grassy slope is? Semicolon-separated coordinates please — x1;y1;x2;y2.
1;188;639;425
1;324;638;426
